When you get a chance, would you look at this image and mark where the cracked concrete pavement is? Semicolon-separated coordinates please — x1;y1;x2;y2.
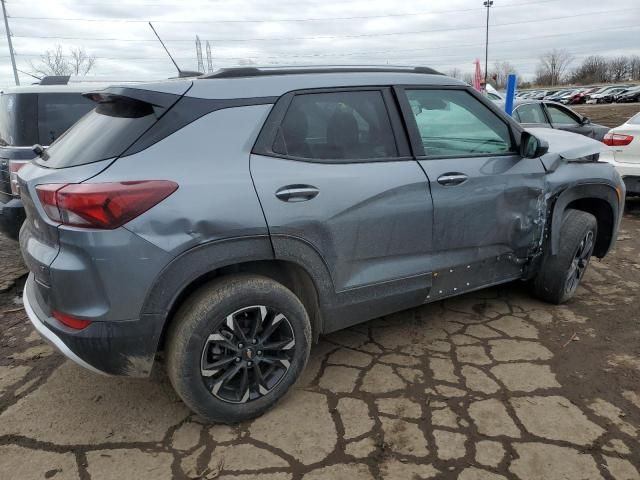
1;201;639;480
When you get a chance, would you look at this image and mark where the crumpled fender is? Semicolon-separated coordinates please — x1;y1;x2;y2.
526;127;609;172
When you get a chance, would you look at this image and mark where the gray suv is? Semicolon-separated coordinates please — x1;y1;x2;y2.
18;66;624;423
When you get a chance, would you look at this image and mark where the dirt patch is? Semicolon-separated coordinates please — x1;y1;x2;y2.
573;103;639;127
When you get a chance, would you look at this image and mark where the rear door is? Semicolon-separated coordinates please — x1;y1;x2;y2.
251;87;434;297
396;86;547;300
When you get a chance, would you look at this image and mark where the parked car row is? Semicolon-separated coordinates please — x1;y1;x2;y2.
517;84;640;105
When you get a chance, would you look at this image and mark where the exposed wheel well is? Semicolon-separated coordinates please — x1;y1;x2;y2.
565;197;614;257
158;260;323;350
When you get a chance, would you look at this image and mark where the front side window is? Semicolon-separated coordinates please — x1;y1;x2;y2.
37;93;95;145
514;103;548;124
405;89;513;157
273;91;398;160
546;104;580;126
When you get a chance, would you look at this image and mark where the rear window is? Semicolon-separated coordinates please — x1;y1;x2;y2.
0;93;38;147
37;93;94;145
41;97;159;168
629;113;640;125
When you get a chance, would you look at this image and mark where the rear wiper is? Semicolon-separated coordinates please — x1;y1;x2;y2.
32;144;49;161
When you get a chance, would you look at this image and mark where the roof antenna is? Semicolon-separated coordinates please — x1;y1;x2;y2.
148;22;202;78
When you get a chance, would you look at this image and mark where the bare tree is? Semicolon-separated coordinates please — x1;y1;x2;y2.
570;55;609;84
607;56;629;83
490;61;517;89
462;72;475;85
30;45;96;77
30;45;70;77
69;48;96;76
446;67;463;80
628;55;640;81
535;49;573;86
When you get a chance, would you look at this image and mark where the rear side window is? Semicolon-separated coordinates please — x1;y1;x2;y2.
514;103;547;124
0;93;38;147
546;104;579;126
37;93;94;145
273;91;398;160
42;97;160;168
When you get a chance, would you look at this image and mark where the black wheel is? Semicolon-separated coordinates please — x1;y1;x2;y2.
166;274;311;423
531;209;597;304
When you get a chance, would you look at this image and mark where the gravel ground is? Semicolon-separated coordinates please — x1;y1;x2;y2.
0;201;639;480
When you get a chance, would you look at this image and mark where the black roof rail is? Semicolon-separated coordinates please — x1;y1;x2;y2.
39;75;71;85
202;66;443;79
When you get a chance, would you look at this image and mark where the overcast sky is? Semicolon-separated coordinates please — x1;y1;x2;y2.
0;0;638;87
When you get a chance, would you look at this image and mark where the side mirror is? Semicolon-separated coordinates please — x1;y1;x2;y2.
582;116;591;125
520;132;549;159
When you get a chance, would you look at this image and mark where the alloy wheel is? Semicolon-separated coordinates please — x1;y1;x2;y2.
200;305;296;404
565;230;594;295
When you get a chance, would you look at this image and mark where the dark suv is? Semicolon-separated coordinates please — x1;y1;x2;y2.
18;66;624;423
0;78;123;239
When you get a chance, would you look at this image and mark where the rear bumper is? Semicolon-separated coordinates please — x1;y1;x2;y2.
599;152;640;194
0;197;25;240
23;274;163;377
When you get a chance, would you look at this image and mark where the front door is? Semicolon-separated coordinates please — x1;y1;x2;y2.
544;102;594;138
396;86;547;300
250;88;435;327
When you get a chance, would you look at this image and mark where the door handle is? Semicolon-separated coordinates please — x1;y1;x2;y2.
437;173;468;186
275;185;319;202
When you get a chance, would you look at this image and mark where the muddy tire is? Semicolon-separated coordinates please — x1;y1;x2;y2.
166;274;311;423
532;209;597;304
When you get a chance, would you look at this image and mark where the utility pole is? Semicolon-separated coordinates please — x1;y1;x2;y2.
206;41;213;73
1;0;19;85
483;0;493;90
195;35;204;73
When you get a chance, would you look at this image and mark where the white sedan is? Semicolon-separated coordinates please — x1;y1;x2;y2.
600;112;640;195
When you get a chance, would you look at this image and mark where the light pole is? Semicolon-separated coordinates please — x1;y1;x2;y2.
483;0;493;90
1;0;19;85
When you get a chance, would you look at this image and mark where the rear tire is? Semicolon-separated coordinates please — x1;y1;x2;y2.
166;274;311;423
531;209;597;304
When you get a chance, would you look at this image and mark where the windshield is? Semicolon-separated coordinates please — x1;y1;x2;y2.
0;93;38;147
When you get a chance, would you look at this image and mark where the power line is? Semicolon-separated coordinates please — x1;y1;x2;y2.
9;24;638;62
10;8;640;43
5;0;568;23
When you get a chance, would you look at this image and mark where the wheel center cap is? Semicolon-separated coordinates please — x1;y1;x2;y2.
244;348;255;360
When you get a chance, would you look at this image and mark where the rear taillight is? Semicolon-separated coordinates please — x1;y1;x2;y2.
53;310;92;330
35;181;178;229
603;133;634;147
9;160;29;196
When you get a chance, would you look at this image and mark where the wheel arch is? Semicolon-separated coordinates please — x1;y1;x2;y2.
142;236;330;351
550;183;621;258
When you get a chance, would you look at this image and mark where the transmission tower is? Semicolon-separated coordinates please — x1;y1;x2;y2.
195;35;205;73
206;41;213;73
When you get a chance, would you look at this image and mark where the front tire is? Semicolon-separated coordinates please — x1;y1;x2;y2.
532;209;597;304
166;274;311;423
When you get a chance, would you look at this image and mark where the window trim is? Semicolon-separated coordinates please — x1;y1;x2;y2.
393;85;520;160
252;86;413;164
